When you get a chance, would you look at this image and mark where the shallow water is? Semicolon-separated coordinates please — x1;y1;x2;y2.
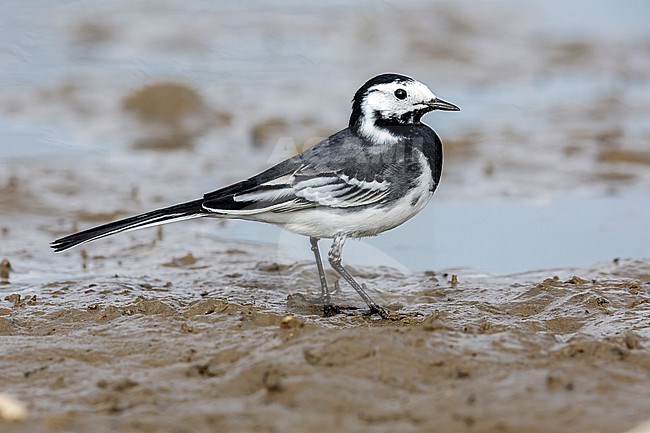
215;192;650;274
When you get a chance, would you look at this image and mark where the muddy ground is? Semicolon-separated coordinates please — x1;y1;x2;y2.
1;1;650;432
1;257;649;433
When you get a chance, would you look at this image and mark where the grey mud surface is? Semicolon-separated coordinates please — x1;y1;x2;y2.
1;1;650;432
1;257;649;433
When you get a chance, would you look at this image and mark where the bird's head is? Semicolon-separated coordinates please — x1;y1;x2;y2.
350;73;459;144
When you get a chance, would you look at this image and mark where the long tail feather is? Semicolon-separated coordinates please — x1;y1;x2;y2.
51;199;205;252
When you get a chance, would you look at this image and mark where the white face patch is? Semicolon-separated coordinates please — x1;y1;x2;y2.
357;79;437;145
364;80;437;118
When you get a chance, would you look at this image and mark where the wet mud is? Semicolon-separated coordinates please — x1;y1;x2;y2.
1;259;649;433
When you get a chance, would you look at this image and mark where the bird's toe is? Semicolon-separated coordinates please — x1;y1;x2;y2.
366;304;399;320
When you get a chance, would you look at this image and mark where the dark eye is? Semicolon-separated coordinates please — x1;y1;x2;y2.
394;88;407;100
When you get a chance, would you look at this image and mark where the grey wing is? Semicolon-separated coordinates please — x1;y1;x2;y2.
203;165;391;215
290;166;391;208
202;128;390;215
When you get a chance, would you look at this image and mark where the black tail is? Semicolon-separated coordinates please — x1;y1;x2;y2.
51;199;205;252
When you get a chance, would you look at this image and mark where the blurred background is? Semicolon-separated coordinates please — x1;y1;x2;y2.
1;0;649;278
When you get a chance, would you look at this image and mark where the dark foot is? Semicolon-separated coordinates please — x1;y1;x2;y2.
287;293;357;317
322;303;359;317
322;303;341;317
363;304;399;320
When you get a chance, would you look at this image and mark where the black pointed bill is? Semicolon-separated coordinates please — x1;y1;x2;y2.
426;98;460;111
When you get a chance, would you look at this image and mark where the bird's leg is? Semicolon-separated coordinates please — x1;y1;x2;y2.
310;237;331;304
306;237;355;317
327;234;392;319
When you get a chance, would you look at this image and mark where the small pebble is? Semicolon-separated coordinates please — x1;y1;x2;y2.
0;393;28;421
280;315;304;329
0;259;11;279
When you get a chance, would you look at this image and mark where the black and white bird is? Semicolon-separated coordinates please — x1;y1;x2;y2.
52;73;459;319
